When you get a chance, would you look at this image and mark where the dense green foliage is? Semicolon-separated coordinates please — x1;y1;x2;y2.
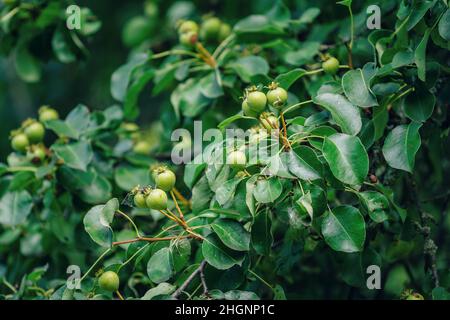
0;0;449;300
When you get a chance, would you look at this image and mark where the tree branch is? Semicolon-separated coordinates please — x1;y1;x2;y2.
409;177;440;288
112;235;191;246
172;260;207;299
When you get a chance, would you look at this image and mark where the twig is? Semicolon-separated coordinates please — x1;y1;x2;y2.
2;278;17;294
173;187;190;207
170;191;185;220
199;261;209;296
409;177;440;288
112;235;191;246
116;290;125;300
116;210;140;238
159;209;183;224
279;112;291;151
195;42;216;68
172;261;208;299
151;49;199;60
78;248;112;284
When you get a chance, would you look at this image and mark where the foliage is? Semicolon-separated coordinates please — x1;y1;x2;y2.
0;0;449;301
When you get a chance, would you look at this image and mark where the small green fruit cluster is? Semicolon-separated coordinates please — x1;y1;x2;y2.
242;83;288;117
134;187;168;210
178;20;199;47
259;112;279;132
133;168;175;210
120;122;140;140
11;107;58;155
27;145;47;163
178;17;231;47
200;17;231;42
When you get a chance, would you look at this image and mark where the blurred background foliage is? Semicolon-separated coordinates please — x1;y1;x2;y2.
0;0;385;159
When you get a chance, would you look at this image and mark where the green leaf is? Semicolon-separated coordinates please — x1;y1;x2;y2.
147;247;174;284
251;209;273;256
235;15;283;36
337;0;352;7
285;148;321;180
79;7;102;36
245;176;257;216
291;7;321;26
358;191;389;223
253;178;282;204
406;0;435;31
0;191;33;227
124;69;155;120
266;0;291;27
233;2;289;38
66;104;91;135
373;104;389;140
52;141;93;171
432;287;450;300
218;113;257;130
191;176;214;214
342;69;378;107
275;68;307;90
228;56;269;83
212;219;250;251
283;42;320;66
184;160;206;189
373;184;408;222
83;198;118;247
14;44;42;83
382;122;422;173
141;283;176;300
294;192;314;226
322;133;369;185
44;105;91;139
215;177;244;206
273;284;287;300
313;93;362;135
114;165;151;191
52;27;76;63
403;85;435;122
78;174;112;205
415;28;431;82
438;9;450;41
110;53;147;102
202;234;244;270
172;238;191;272
321;206;366;253
44;120;79;139
171;78;211;118
200;72;223;99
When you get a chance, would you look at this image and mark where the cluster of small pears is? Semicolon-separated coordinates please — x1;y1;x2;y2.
133;167;176;211
9;106;59;163
177;16;231;47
